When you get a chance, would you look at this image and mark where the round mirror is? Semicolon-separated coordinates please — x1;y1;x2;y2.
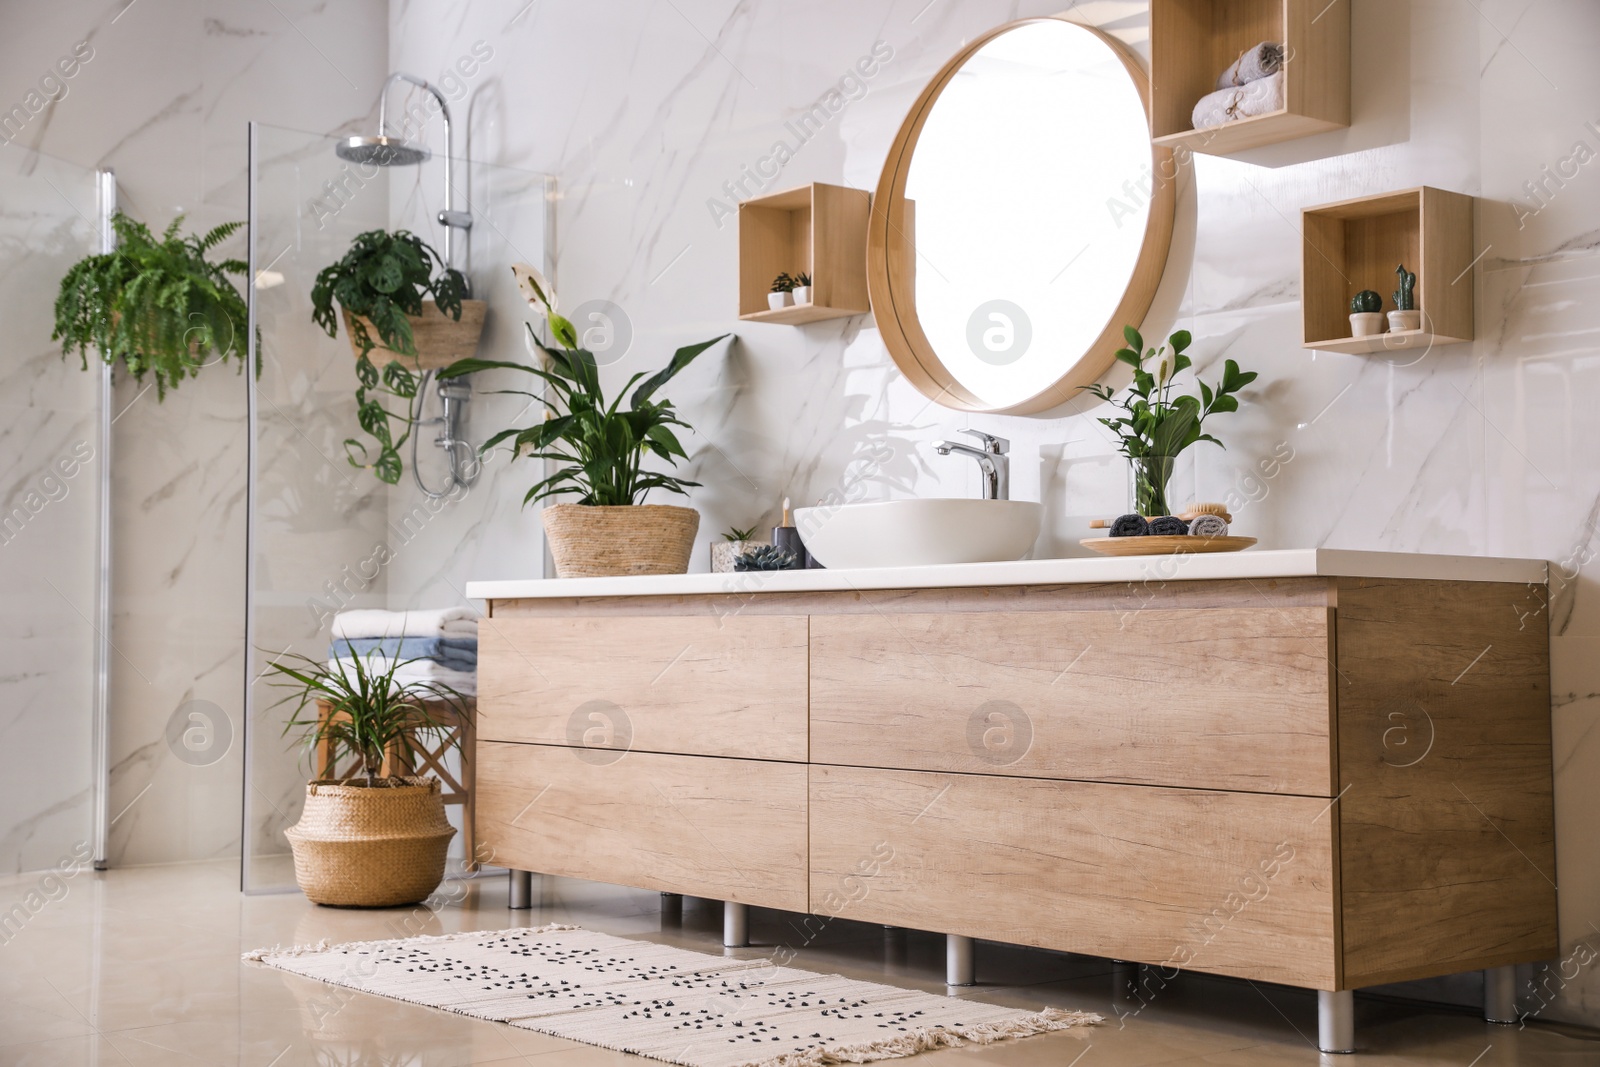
868;18;1174;414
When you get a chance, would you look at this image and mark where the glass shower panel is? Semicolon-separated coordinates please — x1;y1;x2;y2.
243;121;551;893
0;151;104;875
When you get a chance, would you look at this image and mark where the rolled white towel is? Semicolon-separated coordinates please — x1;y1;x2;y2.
1191;71;1284;130
331;607;479;641
1216;41;1283;90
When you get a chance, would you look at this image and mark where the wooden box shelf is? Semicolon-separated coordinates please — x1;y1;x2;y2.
1302;186;1476;355
1150;0;1349;156
738;182;870;325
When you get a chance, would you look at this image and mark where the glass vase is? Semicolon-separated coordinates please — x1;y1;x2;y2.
1131;455;1177;517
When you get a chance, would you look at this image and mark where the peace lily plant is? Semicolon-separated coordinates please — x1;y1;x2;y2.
1082;326;1257;517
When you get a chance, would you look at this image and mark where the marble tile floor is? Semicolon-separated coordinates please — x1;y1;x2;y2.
1;860;1597;1066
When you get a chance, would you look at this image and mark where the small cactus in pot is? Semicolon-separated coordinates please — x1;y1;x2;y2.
1388;264;1421;332
1348;288;1385;338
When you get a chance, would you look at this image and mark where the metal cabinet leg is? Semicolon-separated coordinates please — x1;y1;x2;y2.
508;869;533;910
723;901;748;947
1317;989;1355;1054
946;934;974;986
1485;965;1517;1024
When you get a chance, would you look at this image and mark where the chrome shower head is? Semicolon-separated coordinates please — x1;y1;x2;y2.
334;135;431;166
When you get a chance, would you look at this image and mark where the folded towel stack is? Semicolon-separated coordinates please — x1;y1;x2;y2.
1192;41;1286;130
329;608;478;697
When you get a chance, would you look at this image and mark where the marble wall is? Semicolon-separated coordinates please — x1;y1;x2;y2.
390;0;1600;1025
0;0;389;869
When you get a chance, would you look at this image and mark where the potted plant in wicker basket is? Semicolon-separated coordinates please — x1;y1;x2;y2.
267;649;466;907
309;229;483;484
439;265;731;578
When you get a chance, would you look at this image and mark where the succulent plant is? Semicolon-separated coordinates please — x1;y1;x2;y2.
770;272;796;294
1350;289;1381;314
734;544;798;571
722;525;759;542
1393;265;1416;311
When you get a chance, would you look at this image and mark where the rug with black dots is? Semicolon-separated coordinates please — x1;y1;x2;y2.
245;923;1098;1066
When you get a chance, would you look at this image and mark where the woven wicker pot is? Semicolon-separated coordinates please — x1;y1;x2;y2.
542;503;700;578
284;776;455;907
341;300;487;371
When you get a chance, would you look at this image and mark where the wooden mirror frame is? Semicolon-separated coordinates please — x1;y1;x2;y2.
867;16;1176;415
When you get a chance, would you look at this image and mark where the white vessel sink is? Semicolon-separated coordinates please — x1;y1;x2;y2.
794;499;1043;570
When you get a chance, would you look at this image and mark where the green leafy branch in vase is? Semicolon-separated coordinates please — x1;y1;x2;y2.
1081;326;1257;517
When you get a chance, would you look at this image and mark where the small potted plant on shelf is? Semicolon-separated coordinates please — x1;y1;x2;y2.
440;265;732;578
768;271;796;310
1081;325;1257;519
791;272;812;306
309;229;482;484
711;525;768;573
266;650;465;907
1389;264;1420;333
53;212;251;398
1349;289;1385;338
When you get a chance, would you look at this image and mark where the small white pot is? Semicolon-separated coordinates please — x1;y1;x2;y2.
1387;309;1422;332
767;291;793;310
1348;312;1386;338
792;285;811;305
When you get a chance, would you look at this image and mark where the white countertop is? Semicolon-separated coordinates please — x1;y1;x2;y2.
466;548;1548;601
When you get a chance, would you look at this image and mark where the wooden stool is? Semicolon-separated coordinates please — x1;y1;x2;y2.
314;697;478;872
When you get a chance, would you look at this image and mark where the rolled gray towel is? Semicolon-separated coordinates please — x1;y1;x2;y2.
1188;514;1229;538
1148;515;1190;537
1216;41;1283;89
1191;71;1285;130
1110;513;1149;538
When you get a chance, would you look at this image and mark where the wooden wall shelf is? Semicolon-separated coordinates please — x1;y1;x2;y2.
1150;0;1349;156
738;182;870;325
1302;186;1476;354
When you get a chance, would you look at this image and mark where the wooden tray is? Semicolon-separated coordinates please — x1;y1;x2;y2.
1080;535;1257;557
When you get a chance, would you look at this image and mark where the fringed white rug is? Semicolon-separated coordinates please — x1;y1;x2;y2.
245;924;1098;1067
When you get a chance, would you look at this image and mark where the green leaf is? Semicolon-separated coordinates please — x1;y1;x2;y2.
1123;325;1143;353
1114;348;1141;368
631;334;729;408
1169;329;1192;353
374;447;402;484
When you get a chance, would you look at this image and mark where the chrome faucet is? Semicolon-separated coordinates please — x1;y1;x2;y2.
933;429;1010;500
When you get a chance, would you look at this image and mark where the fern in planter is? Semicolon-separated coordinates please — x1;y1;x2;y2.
52;212;251;398
309;230;469;484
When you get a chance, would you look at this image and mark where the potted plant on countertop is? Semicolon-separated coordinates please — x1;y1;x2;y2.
791;272;812;306
309;229;482;484
53;211;252;398
768;271;796;310
711;524;768;573
1389;264;1420;333
267;648;464;907
1081;325;1257;519
1349;289;1384;338
440;265;732;578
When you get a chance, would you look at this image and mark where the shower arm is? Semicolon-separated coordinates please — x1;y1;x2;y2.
377;72;472;270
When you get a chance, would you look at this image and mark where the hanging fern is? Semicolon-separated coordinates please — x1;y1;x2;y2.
52;212;252;399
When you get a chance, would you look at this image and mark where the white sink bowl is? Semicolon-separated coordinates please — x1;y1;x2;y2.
794;499;1043;570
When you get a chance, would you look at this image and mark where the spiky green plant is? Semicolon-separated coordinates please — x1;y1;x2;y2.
1393;264;1417;311
53;212;251;398
267;645;465;788
722;525;759;542
734;544;798;571
1350;289;1381;313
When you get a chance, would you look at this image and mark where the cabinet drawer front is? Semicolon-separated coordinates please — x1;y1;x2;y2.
479;614;808;761
810;608;1332;794
476;742;808;911
809;765;1337;988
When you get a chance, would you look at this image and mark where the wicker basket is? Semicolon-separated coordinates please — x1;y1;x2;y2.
341;300;487;371
542;503;700;578
284;776;455;907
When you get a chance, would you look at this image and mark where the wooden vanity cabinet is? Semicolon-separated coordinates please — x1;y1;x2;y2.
473;573;1555;995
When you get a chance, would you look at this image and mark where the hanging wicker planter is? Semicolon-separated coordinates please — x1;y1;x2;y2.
284;776;455;907
341;299;488;371
542;503;700;578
